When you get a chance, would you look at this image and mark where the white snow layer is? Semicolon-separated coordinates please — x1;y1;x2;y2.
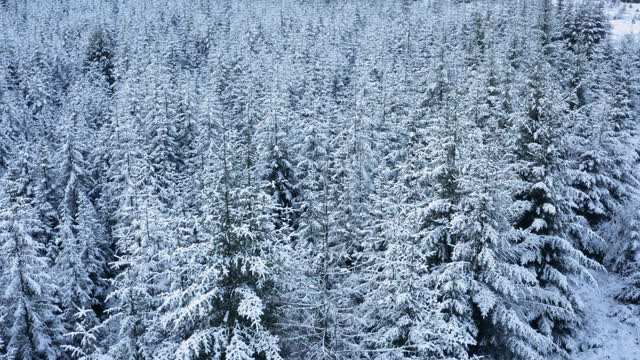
609;2;640;39
572;271;640;360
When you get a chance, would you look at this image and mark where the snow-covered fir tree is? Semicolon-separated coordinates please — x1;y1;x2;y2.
0;146;65;360
0;0;639;359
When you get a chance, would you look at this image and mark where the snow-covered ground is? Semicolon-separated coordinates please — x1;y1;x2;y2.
572;271;640;360
608;2;640;38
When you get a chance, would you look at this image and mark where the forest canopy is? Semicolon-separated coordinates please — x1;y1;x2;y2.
0;0;639;360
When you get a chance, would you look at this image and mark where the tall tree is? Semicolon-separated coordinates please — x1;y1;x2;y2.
156;62;282;360
509;58;600;355
0;147;64;360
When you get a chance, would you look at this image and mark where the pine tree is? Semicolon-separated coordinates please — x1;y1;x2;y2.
155;62;282;360
0;147;64;360
281;35;361;359
56;192;107;359
614;202;640;303
561;1;609;59
101;49;162;359
509;58;600;355
85;28;116;91
423;99;460;268
140;54;182;206
258;67;299;237
356;149;470;359
450;108;558;359
605;41;640;304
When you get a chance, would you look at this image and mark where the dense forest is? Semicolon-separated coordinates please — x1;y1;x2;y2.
1;0;639;359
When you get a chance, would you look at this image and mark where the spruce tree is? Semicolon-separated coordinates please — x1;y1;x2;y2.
0;147;64;360
156;63;282;360
509;58;600;355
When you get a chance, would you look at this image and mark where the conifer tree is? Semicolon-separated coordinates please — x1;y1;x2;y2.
0;147;64;360
2;2;640;359
509;58;600;355
156;60;282;360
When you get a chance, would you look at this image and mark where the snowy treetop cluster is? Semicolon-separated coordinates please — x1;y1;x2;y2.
1;0;640;359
